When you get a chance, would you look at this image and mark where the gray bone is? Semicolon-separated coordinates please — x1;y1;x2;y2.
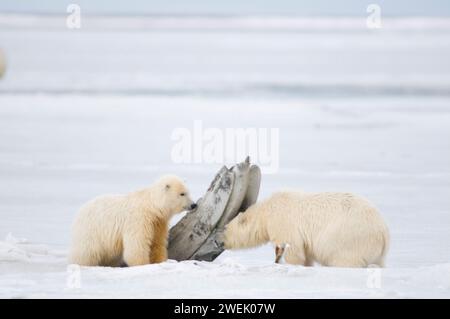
168;166;234;261
168;157;261;262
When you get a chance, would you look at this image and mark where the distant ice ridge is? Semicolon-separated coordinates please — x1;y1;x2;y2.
2;14;450;31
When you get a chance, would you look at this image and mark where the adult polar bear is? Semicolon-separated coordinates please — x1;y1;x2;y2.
224;191;389;267
69;175;196;266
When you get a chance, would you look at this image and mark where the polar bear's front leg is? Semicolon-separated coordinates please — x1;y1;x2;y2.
149;220;169;263
150;235;168;263
150;243;167;263
283;246;307;266
122;234;151;266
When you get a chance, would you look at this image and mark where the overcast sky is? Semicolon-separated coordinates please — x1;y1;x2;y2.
0;0;449;16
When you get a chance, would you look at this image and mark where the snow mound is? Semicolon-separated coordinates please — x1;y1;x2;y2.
0;233;61;263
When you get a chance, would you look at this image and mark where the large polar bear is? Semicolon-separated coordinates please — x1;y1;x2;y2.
69;175;196;267
224;191;389;267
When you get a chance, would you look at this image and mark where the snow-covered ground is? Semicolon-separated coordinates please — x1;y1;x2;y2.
0;15;449;298
2;233;450;299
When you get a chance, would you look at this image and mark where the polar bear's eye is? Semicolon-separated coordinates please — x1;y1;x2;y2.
180;193;185;196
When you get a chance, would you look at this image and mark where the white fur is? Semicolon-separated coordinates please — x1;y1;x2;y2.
224;191;389;268
69;175;194;266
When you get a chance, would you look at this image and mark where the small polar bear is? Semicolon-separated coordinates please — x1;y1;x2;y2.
69;175;196;267
224;191;389;268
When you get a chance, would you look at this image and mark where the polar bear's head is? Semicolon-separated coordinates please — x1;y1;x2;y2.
155;175;196;216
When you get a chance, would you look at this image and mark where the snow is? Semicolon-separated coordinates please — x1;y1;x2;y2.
0;14;450;298
1;234;449;298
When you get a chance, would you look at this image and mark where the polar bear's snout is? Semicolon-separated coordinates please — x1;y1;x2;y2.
182;194;197;211
183;200;197;211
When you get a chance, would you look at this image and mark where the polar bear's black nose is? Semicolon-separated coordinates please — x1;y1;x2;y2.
190;203;197;210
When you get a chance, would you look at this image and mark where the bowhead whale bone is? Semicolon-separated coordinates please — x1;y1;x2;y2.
190;162;261;261
168;157;261;261
239;164;262;212
168;166;234;261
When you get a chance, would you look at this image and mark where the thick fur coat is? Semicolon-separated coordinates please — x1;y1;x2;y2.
224;191;389;267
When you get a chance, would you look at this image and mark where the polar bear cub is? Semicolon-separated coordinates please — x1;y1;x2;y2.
69;175;196;267
224;191;389;268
